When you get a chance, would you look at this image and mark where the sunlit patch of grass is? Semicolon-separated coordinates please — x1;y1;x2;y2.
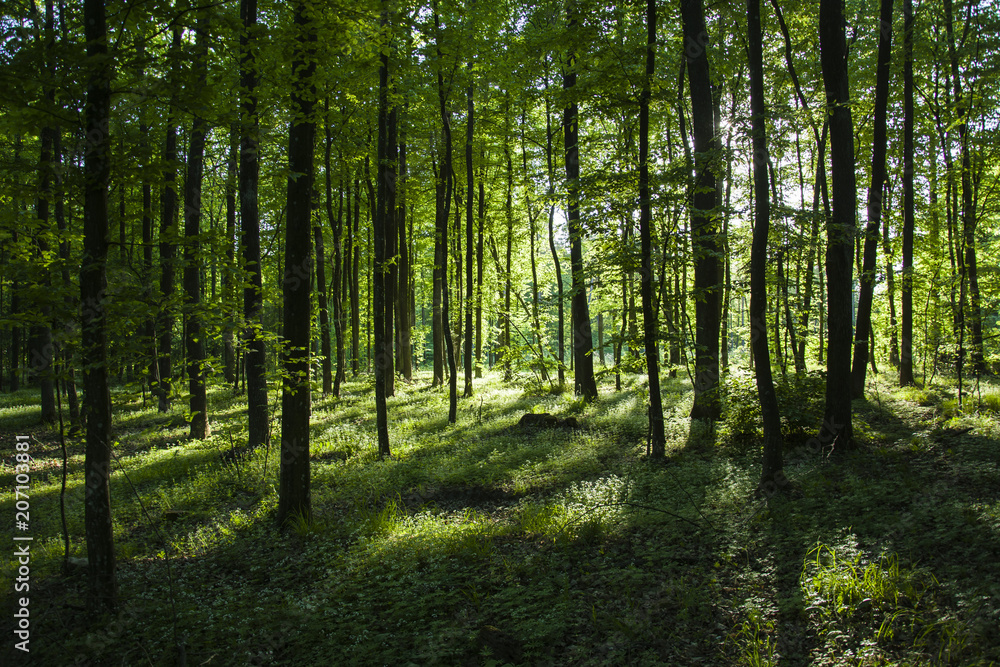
729;608;777;667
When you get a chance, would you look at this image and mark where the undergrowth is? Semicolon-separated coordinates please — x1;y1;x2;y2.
2;370;999;665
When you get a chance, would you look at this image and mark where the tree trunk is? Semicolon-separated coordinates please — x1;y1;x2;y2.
183;11;210;441
240;0;269;453
819;0;856;451
850;0;893;398
748;0;784;490
278;0;316;525
464;74;474;397
641;0;665;458
899;0;915;385
82;0;117;612
565;0;597;402
223;127;238;388
544;73;565;387
681;0;722;421
397;103;413;382
157;25;182;413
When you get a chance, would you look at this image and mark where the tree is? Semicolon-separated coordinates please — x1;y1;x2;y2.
183;9;210;441
748;0;784;489
241;0;269;453
565;0;597;402
640;0;665;458
851;0;894;399
900;0;915;386
277;0;317;526
681;0;722;422
82;0;117;612
819;0;856;451
375;1;395;451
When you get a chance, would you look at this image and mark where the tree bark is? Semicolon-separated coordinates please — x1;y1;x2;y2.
183;11;210;441
277;0;316;525
565;0;597;402
240;0;269;452
157;26;182;413
681;0;722;421
748;0;784;490
899;0;915;385
464;74;475;397
641;0;665;458
82;0;117;612
819;0;856;451
850;0;893;398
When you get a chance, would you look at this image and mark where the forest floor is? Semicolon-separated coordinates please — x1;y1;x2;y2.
2;368;1000;666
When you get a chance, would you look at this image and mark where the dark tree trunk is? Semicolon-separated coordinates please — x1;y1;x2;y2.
899;0;915;385
432;1;457;422
351;175;361;376
432;152;445;387
681;0;722;421
565;1;597;402
54;134;81;429
464;75;474;398
944;0;983;380
748;0;784;490
240;0;269;453
544;77;565;387
319;103;335;397
157;26;182;413
183;11;210;441
374;5;395;452
278;0;316;525
397;104;413;382
30;124;56;423
641;0;665;458
30;4;57;420
384;103;397;399
325;116;346;397
82;0;116;613
475;172;485;379
851;0;893;398
223;127;238;388
819;0;856;451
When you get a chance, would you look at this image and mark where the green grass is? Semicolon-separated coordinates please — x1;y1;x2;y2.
2;370;1000;665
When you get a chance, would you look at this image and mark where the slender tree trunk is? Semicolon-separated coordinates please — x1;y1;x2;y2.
476;172;485;379
641;0;665;457
464;74;474;397
326;127;346;397
184;11;210;441
850;0;893;398
317;123;334;397
397;103;413;382
30;5;57;421
432;152;445;387
819;0;856;450
681;0;722;420
222;127;238;388
385;103;398;399
374;4;396;453
944;0;983;379
277;0;316;525
748;0;784;490
241;0;268;452
899;0;915;385
351;174;361;376
82;0;116;612
157;26;182;413
565;0;597;401
544;75;565;387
